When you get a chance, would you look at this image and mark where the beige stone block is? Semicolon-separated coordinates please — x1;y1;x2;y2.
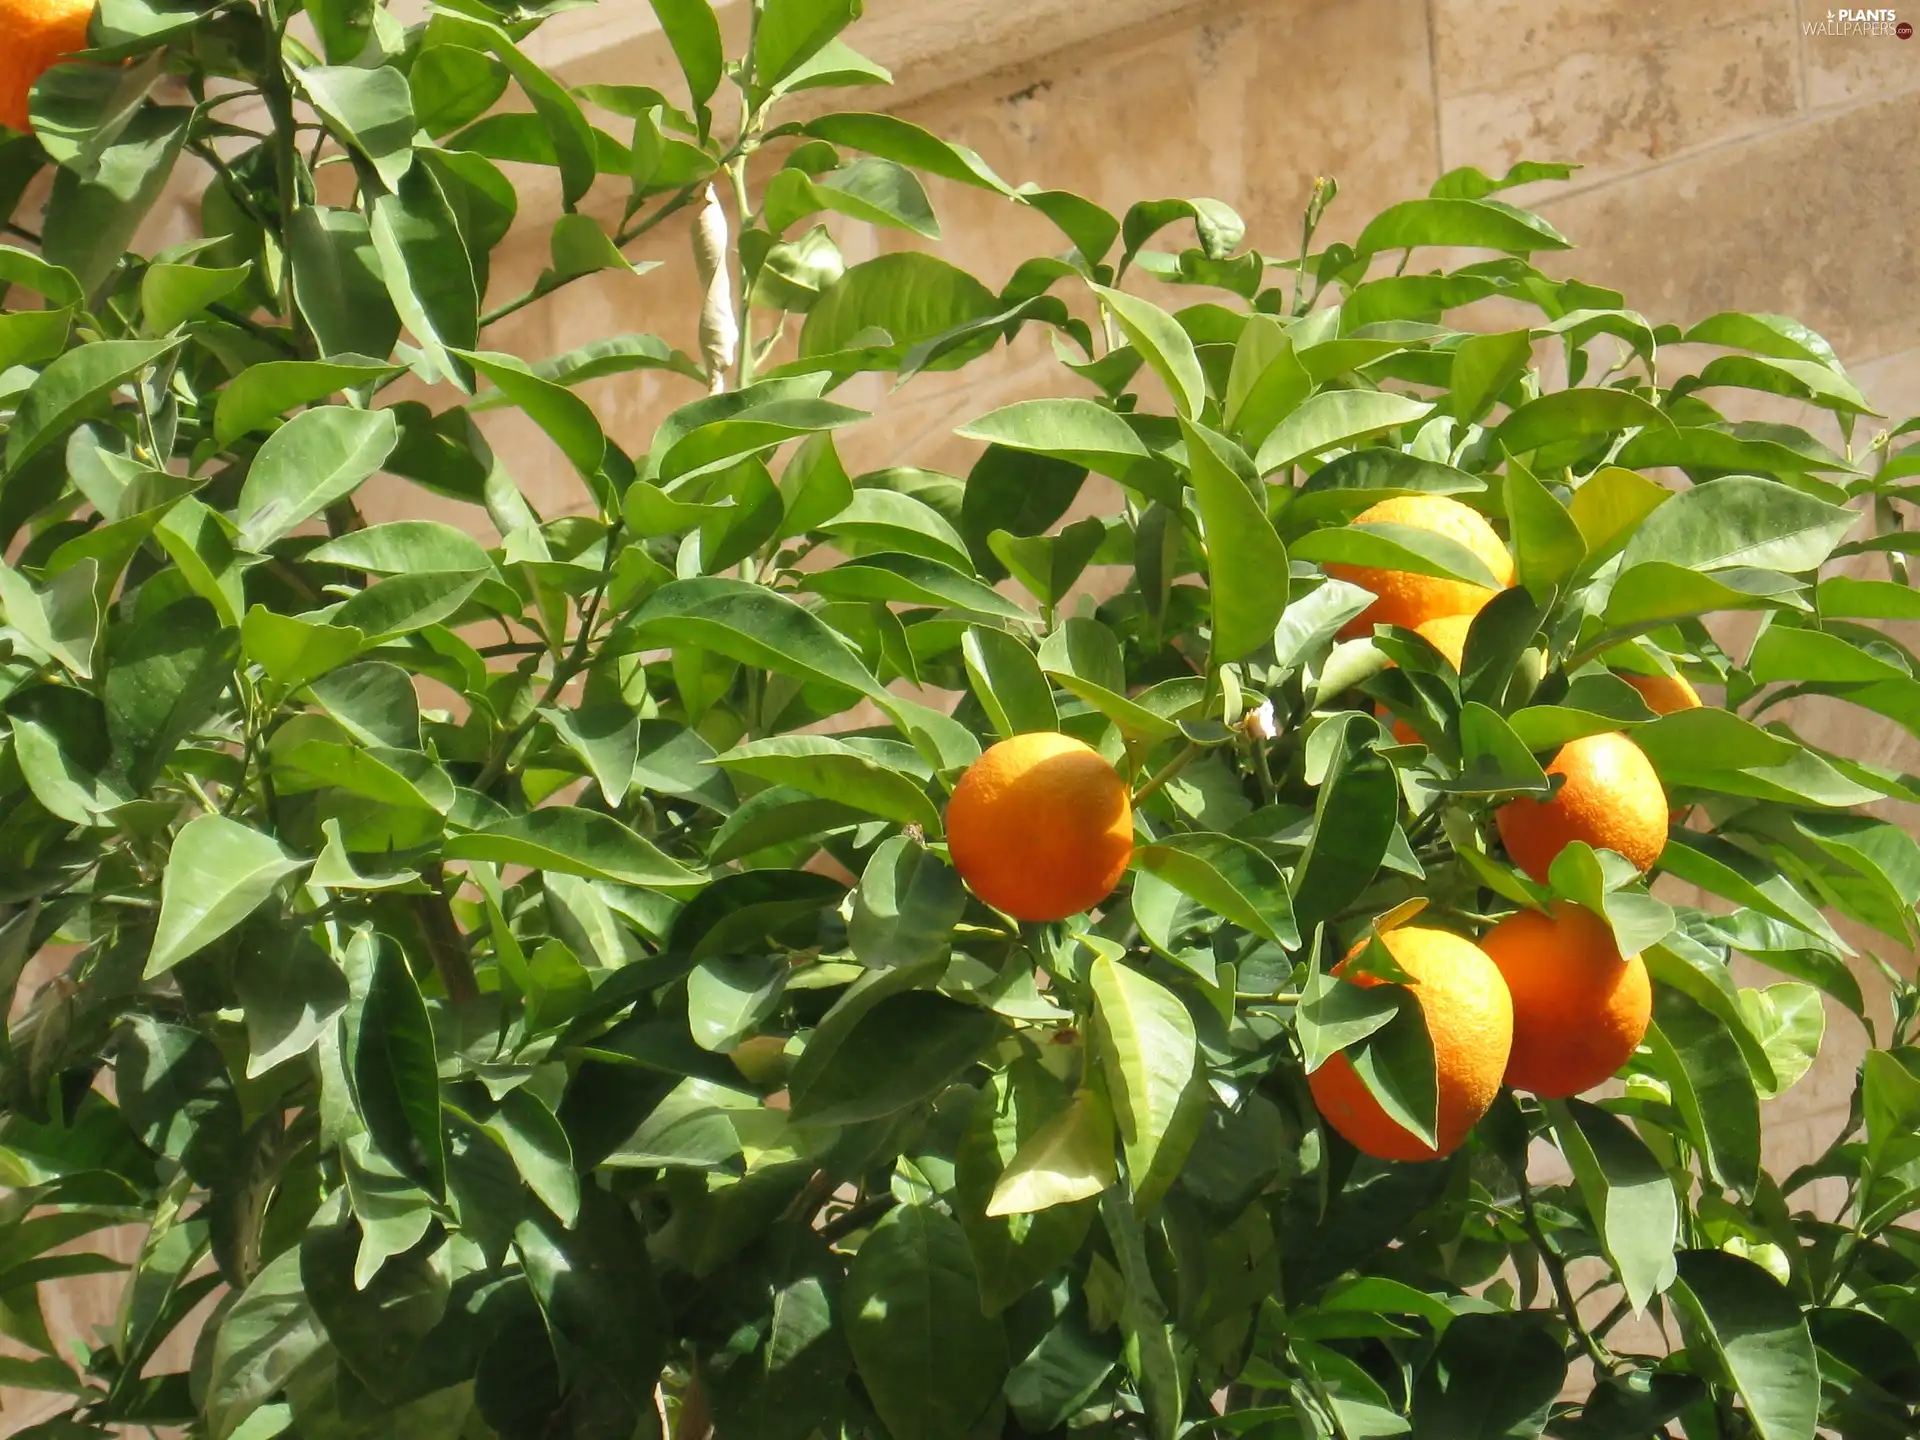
1797;0;1920;108
1433;0;1801;188
1536;88;1920;367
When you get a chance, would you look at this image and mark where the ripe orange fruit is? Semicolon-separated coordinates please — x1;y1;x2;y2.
1306;925;1513;1162
1;0;95;134
946;731;1133;922
1328;495;1515;639
1496;731;1667;883
1380;613;1474;744
1622;670;1701;716
1478;902;1651;1098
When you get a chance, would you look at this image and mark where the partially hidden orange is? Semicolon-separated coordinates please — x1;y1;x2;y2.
1;0;95;134
1478;901;1651;1098
1622;670;1701;716
1306;925;1513;1162
946;731;1133;922
1328;494;1515;639
1380;613;1474;745
1496;731;1668;883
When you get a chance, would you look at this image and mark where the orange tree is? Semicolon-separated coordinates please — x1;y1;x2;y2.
2;1;1920;1437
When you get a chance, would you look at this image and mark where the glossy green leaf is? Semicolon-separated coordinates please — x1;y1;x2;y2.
1549;1097;1676;1314
1090;953;1202;1210
147;817;304;978
1255;389;1433;474
844;1205;1009;1440
1670;1249;1818;1440
235;406;401;550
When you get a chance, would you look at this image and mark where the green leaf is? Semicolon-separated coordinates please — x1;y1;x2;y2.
799;252;999;367
1355;197;1570;255
455;349;608;490
1669;1249;1818;1440
1619;474;1856;574
1090;953;1202;1210
1602;562;1807;633
333;570;486;643
962;626;1058;737
445;808;704;889
1092;284;1206;418
370;164;479;380
988;516;1105;611
1120;195;1244;269
1255;390;1433;474
843;1205;1010;1440
235;405;400;552
1737;983;1823;1099
104;595;235;791
1645;988;1761;1199
5;336;181;475
347;930;446;1197
1293;714;1397;928
849;837;967;969
955;1062;1101;1313
139;261;249;336
1293;519;1504;590
308;519;494;577
299;63;416;192
42;105;190;298
289;207;402;360
430;13;597;207
0;556;102;678
804;112;1009;193
801;552;1033;623
647;0;723;106
514;1189;666;1406
986;1089;1116;1216
212;357;398;447
1182;420;1289;662
1449;329;1533;425
957;398;1152;480
233;931;348;1079
1450;701;1552;797
205;1248;327;1440
147;817;304;978
619;577;886;703
1568;464;1669;563
710;735;939;832
1295;962;1401;1073
755;0;862;92
763;159;939;239
482;1089;580;1228
787;989;998;1127
1503;460;1586;595
1134;833;1299;948
1411;1312;1565;1440
1495;388;1671;456
1659;831;1851;952
1548;1097;1676;1315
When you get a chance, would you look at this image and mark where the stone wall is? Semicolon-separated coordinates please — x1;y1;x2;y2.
7;1;1919;1430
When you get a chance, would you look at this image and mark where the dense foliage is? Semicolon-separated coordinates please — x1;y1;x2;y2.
3;1;1920;1437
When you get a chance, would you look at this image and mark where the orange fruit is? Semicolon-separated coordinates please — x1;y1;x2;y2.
1479;902;1651;1098
1380;613;1474;744
1;0;95;134
946;732;1133;922
1328;495;1515;639
1306;925;1513;1162
1622;670;1701;716
1496;731;1667;883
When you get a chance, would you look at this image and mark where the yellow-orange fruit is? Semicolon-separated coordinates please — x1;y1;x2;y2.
1328;495;1516;639
946;732;1133;922
1622;670;1701;716
1382;613;1475;745
1496;732;1667;883
1306;926;1513;1162
1479;902;1651;1098
1;0;95;134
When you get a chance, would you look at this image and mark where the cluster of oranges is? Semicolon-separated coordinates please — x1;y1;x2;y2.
947;495;1701;1163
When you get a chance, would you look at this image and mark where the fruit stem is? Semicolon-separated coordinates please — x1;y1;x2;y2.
1132;743;1199;804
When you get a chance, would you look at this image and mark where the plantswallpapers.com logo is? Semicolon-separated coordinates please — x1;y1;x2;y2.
1803;7;1912;33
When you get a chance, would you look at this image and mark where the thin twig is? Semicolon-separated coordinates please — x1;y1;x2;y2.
1518;1167;1615;1374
